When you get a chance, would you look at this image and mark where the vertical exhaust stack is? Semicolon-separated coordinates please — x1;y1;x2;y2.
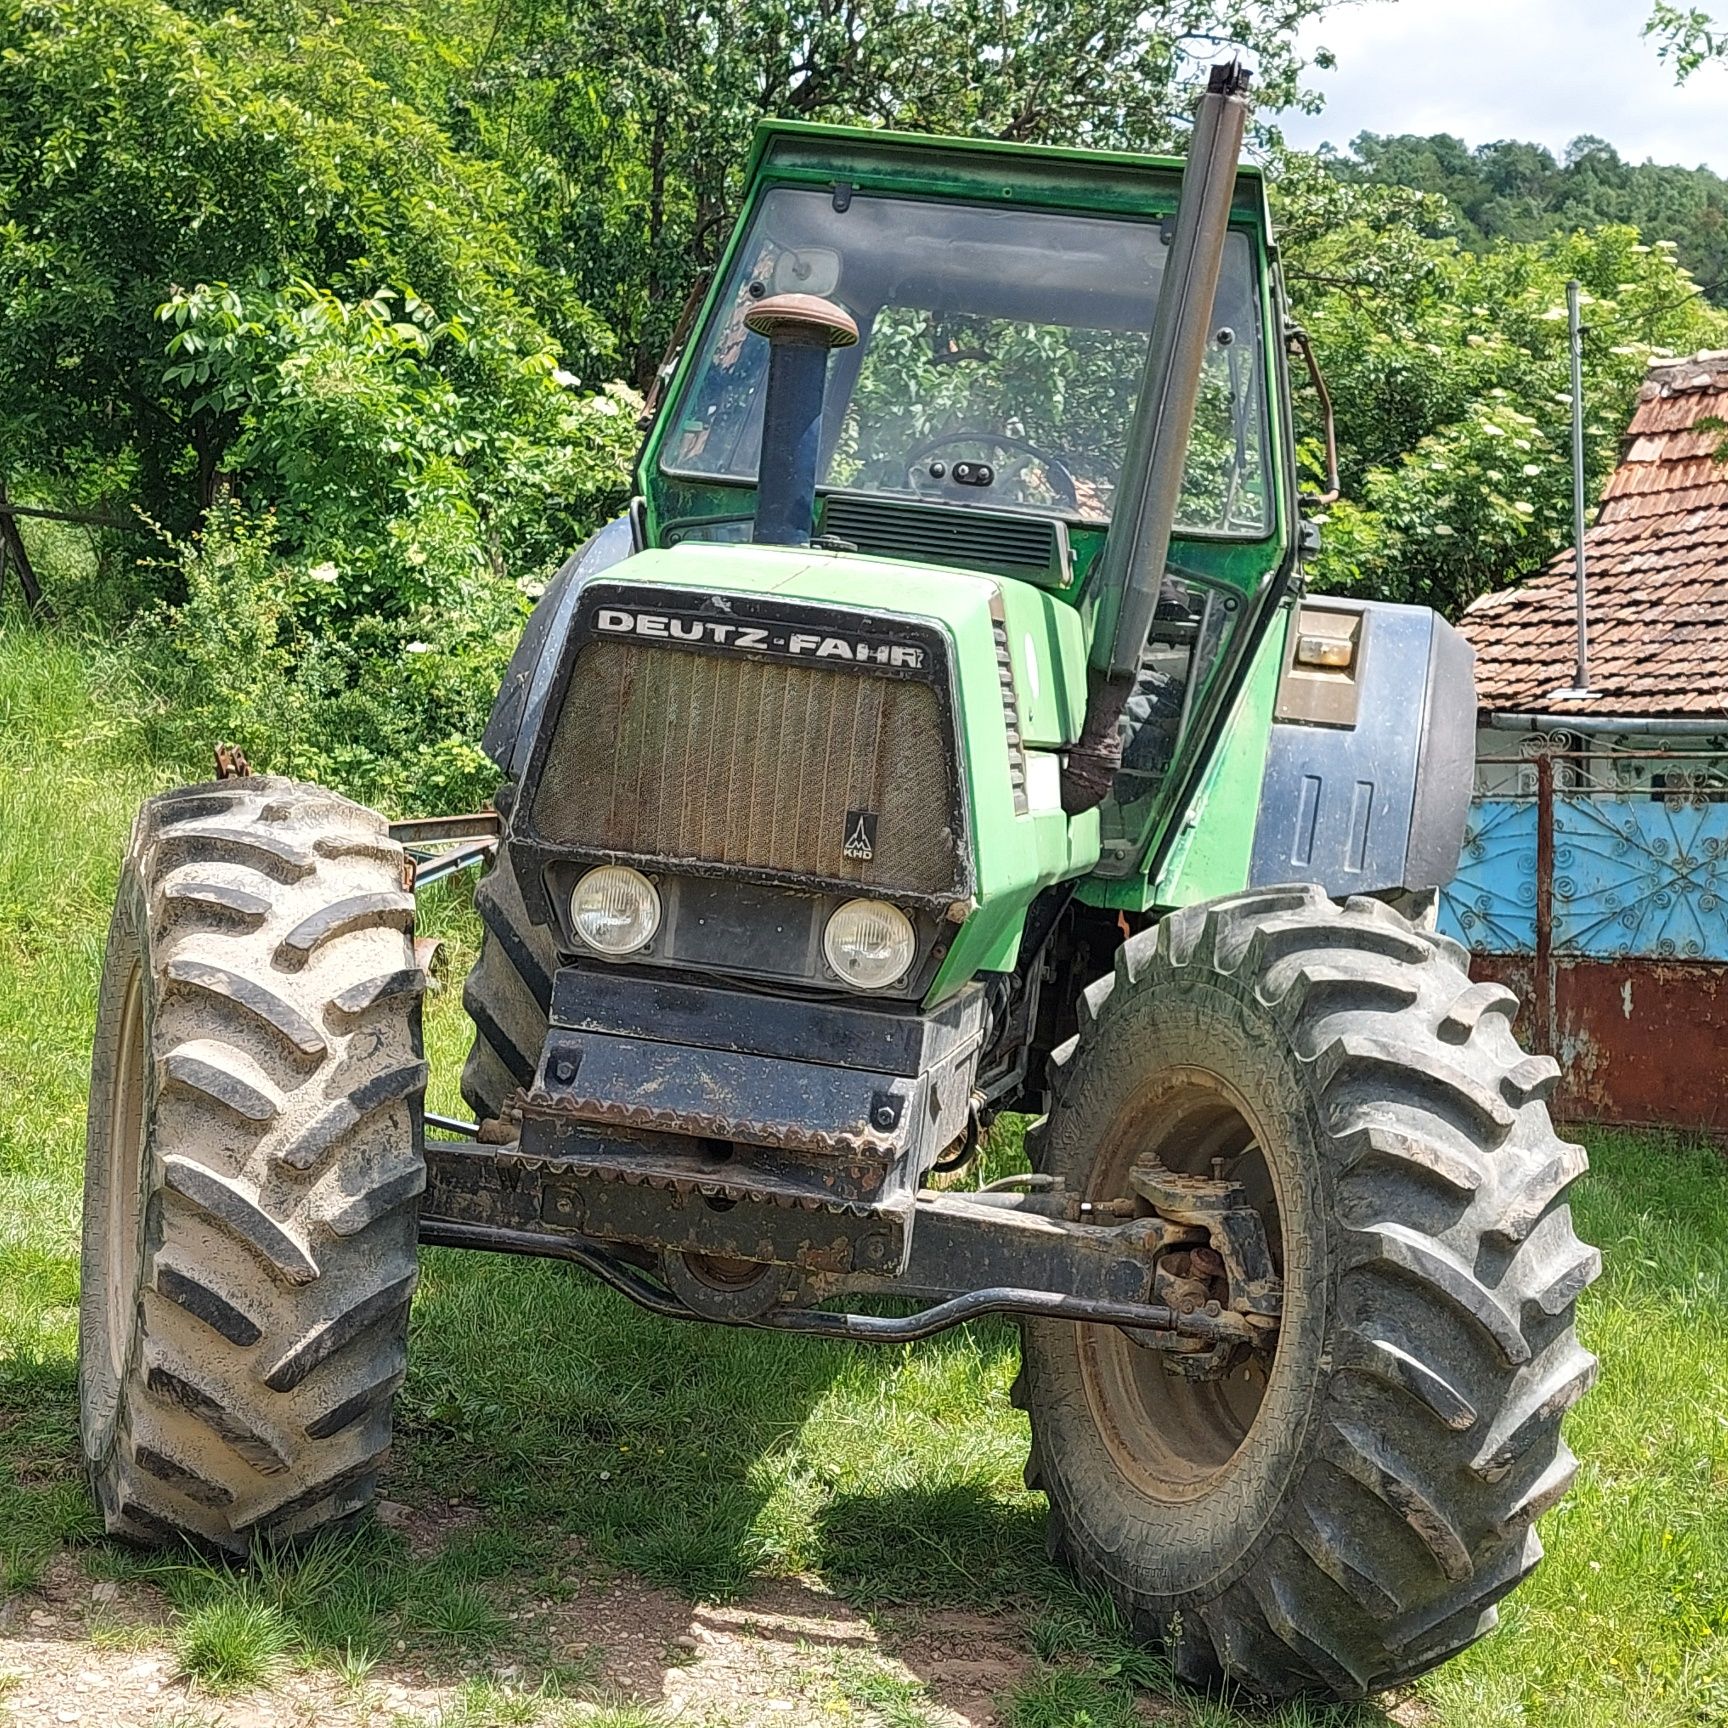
1062;63;1254;813
745;293;860;546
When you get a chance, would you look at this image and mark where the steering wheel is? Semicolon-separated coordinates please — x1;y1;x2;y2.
901;430;1081;512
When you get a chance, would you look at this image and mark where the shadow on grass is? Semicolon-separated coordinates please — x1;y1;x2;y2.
392;1249;863;1599
813;1480;1053;1605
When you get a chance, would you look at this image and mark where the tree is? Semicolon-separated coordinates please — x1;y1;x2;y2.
1646;4;1723;78
0;0;610;549
1332;132;1728;302
473;0;1345;384
1276;160;1728;615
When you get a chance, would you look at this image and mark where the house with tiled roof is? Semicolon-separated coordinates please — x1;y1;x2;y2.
1440;354;1728;1135
1462;351;1728;734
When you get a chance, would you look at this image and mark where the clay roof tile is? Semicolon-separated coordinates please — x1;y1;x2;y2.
1463;352;1728;716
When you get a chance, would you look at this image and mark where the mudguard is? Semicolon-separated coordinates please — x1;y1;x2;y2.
481;514;636;783
1248;598;1476;897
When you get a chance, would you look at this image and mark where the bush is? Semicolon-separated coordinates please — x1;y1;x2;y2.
143;504;540;815
125;304;640;814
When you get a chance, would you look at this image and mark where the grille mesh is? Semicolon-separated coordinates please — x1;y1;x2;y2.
531;640;962;895
821;495;1067;583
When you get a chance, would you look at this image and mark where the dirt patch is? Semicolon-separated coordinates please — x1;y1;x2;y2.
823;1603;1035;1725
670;1582;1034;1726
374;1496;484;1558
0;1550;1033;1727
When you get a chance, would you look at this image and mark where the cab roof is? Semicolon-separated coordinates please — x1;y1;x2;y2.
743;119;1270;227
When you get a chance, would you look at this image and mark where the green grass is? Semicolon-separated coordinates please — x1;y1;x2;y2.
172;1593;296;1691
0;613;1725;1726
823;1653;941;1728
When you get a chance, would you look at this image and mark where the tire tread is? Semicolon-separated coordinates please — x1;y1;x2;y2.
81;777;425;1554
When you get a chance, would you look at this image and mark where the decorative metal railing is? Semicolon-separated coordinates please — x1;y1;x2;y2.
1440;743;1728;963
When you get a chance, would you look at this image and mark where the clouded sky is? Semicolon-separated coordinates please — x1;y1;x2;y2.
1278;0;1728;173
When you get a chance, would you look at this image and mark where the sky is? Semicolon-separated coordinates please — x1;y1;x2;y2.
1277;0;1728;174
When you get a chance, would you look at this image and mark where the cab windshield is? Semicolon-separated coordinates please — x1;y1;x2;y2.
665;185;1270;536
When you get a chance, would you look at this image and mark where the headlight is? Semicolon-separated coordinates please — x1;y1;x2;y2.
571;866;661;955
823;899;916;990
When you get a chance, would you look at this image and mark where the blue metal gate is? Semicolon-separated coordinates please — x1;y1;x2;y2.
1439;745;1728;1131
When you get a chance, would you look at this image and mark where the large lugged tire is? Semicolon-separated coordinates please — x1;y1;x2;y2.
459;835;554;1127
79;778;427;1552
1018;886;1599;1699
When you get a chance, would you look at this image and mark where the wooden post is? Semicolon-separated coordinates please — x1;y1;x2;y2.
0;481;47;618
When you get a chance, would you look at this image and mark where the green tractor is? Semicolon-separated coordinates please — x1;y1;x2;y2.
78;67;1599;1698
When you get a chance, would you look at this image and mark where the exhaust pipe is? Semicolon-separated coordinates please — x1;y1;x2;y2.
745;293;859;546
1062;62;1254;813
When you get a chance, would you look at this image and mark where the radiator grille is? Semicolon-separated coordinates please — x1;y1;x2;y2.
530;640;963;896
993;617;1029;817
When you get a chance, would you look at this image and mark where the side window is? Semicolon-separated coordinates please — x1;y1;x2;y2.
671;240;786;477
1176;316;1268;534
1103;577;1231;841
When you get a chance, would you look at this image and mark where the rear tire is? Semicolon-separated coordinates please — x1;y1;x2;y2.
459;835;555;1127
79;778;427;1551
1018;886;1598;1698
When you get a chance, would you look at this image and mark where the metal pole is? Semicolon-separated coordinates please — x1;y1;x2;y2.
1534;750;1555;1056
1092;62;1254;681
1486;711;1728;736
1567;280;1591;693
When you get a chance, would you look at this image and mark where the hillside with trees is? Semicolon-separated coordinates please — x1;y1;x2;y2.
1329;131;1728;302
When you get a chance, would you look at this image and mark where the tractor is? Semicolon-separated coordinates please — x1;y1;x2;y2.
77;66;1599;1699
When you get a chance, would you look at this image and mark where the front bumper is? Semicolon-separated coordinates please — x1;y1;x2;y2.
506;969;984;1274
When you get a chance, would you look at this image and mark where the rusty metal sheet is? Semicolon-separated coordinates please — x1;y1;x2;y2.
1470;952;1728;1136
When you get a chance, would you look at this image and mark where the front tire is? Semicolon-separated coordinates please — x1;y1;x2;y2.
459;834;554;1129
79;778;427;1552
1018;886;1599;1698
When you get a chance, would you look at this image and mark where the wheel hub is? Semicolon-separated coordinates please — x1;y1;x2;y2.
1126;1156;1282;1381
1078;1066;1287;1499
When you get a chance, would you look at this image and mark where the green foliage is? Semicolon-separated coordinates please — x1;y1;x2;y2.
1000;1664;1142;1728
138;501;588;815
173;1593;296;1691
1279;161;1728;614
154;280;637;609
1646;4;1724;79
0;0;609;539
477;0;1341;384
824;1655;940;1728
411;1578;510;1644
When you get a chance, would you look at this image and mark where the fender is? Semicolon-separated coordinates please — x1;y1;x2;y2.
1248;597;1476;896
481;515;636;783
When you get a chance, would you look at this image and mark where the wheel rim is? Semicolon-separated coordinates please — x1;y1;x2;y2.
104;961;147;1385
1077;1065;1286;1504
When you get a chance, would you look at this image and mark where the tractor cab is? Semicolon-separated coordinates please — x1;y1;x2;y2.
640;121;1291;861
